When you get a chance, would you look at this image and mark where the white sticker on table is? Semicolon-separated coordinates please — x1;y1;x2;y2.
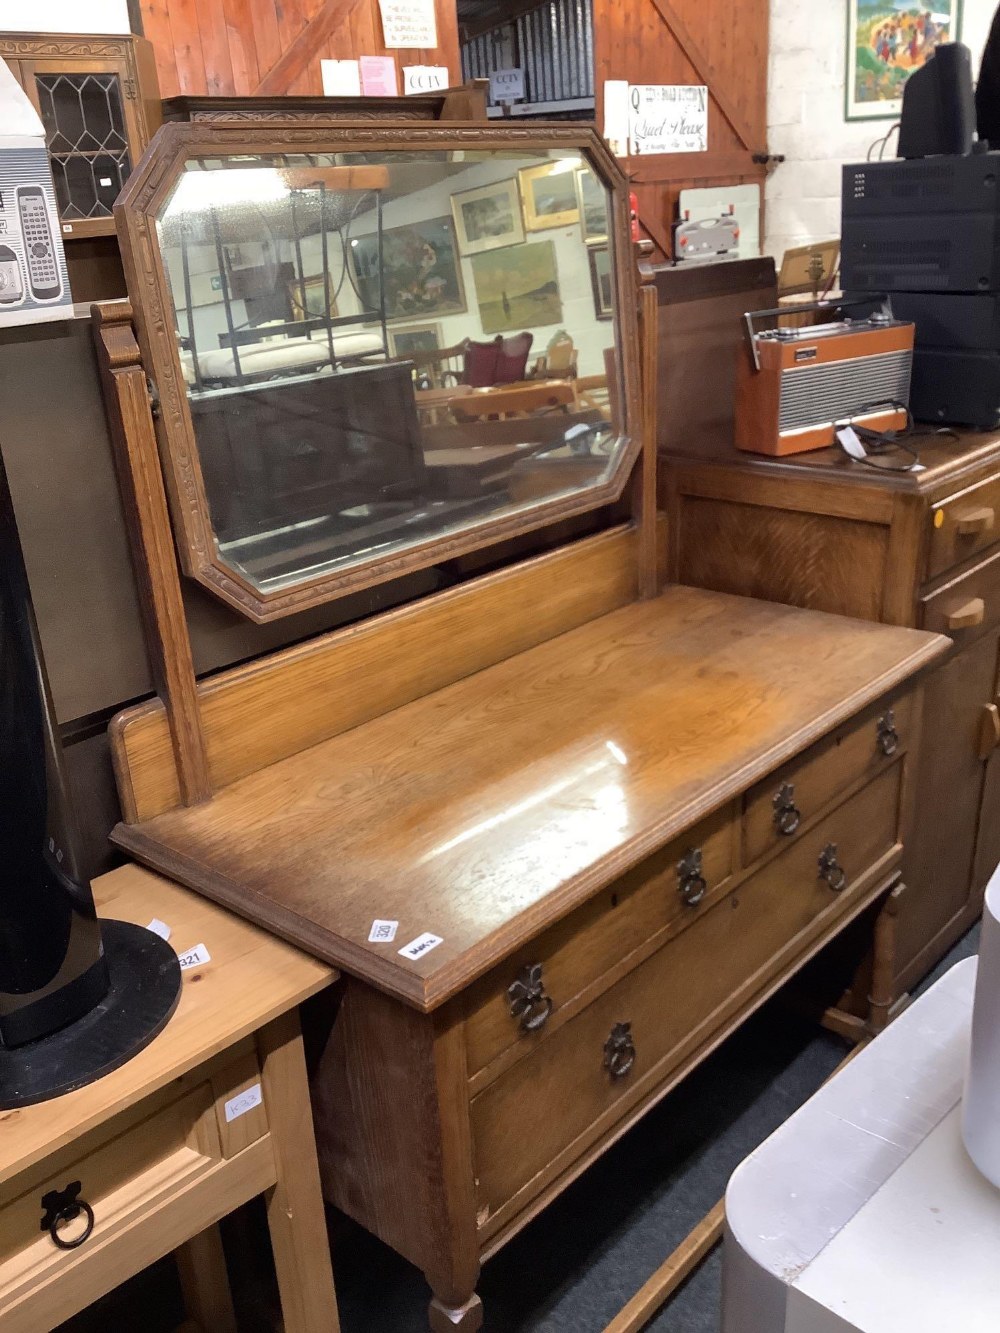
369;919;399;943
398;932;443;961
224;1083;263;1123
178;942;211;971
146;917;172;941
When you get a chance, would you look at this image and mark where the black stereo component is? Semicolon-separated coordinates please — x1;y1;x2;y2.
0;446;181;1108
898;43;976;159
841;154;1000;293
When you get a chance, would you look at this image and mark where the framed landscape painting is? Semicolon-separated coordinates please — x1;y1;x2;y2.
846;1;963;121
471;240;562;334
451;179;525;256
518;162;580;232
389;323;443;358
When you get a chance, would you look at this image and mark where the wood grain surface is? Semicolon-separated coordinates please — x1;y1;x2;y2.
112;587;948;1011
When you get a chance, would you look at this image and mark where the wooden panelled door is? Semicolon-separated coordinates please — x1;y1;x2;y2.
594;0;770;258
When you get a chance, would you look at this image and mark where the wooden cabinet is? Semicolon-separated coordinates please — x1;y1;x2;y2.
0;34;160;240
664;431;1000;992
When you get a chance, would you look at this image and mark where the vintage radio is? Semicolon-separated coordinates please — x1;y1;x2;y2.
735;306;914;456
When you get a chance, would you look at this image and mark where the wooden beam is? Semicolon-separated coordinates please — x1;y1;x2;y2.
254;0;364;95
628;152;767;185
645;0;757;152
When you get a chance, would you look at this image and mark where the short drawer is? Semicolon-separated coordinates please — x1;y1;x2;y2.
463;803;735;1079
471;763;901;1225
929;477;1000;579
920;545;1000;639
742;691;914;866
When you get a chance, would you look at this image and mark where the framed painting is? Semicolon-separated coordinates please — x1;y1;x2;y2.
589;245;613;321
575;165;608;245
471;240;562;334
351;216;466;321
846;1;963;121
518;162;580;232
451;179;525;256
389;323;443;357
287;273;338;321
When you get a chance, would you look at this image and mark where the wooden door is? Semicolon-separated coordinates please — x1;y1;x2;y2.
900;630;1000;976
593;0;770;259
18;57;141;239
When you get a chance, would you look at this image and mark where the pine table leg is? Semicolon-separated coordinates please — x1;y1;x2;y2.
175;1224;237;1333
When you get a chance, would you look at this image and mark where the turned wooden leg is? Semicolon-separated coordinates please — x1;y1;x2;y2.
868;881;906;1036
428;1292;484;1331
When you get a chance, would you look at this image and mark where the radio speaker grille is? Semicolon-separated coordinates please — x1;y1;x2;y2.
779;350;912;432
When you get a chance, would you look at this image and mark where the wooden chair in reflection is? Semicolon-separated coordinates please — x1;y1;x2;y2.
450;380;575;422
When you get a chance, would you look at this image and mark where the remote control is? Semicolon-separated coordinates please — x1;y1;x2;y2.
16;186;61;302
0;244;23;306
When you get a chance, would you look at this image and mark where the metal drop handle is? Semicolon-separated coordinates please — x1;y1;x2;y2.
678;848;707;907
41;1181;94;1251
773;782;802;836
603;1021;636;1080
818;843;847;892
507;963;553;1032
877;710;900;757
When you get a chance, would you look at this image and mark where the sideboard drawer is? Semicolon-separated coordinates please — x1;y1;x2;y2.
920;545;1000;640
463;803;735;1079
470;764;901;1223
929;477;1000;579
742;692;914;865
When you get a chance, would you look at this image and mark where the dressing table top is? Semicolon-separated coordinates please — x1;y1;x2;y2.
113;586;948;1011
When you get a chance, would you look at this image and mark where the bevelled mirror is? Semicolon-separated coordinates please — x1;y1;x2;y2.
116;123;641;621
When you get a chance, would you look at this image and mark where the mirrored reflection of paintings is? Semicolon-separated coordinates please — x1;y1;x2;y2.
519;162;580;231
589;245;613;320
846;0;962;120
452;179;525;256
352;217;466;320
155;147;624;606
472;241;561;335
576;167;608;245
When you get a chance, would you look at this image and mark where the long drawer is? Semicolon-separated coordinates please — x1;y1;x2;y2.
463;803;735;1079
470;763;902;1226
920;544;1000;640
929;476;1000;580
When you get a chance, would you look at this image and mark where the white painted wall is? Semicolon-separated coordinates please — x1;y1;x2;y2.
0;2;132;34
765;0;998;260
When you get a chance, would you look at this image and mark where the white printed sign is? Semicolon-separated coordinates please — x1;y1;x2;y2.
378;0;437;49
369;919;399;943
403;65;449;95
178;942;211;971
398;932;443;961
225;1083;263;1122
603;79;630;157
489;68;524;103
629;84;708;156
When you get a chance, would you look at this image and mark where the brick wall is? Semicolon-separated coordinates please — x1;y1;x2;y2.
765;0;997;260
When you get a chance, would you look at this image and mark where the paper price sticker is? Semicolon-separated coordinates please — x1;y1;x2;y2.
225;1083;263;1122
146;917;172;941
369;919;399;943
178;942;211;971
398;932;443;961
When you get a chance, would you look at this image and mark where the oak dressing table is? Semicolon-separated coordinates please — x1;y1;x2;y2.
94;119;949;1329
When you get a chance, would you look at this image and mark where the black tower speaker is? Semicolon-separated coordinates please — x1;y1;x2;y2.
0;448;181;1109
898;43;976;159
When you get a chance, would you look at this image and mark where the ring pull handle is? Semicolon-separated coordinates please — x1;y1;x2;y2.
678;848;707;907
507;963;553;1033
772;782;802;836
40;1181;95;1251
877;710;900;757
818;843;848;893
603;1021;636;1080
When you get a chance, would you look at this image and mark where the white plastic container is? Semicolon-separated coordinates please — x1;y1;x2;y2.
962;864;1000;1187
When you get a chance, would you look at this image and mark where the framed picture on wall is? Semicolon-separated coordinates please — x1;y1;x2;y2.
518;162;581;232
451;179;525;256
846;0;963;121
389;323;443;358
350;217;466;321
287;274;339;321
588;245;613;321
471;239;562;334
575;166;608;245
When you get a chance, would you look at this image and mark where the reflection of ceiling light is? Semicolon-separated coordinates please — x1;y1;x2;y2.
548;157;581;176
165;167;289;215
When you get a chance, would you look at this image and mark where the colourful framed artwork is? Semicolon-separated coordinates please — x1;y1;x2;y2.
287;274;339;321
451;179;525;256
518;162;580;232
471;240;562;334
575;166;608;245
846;1;963;121
351;216;466;321
389;323;443;357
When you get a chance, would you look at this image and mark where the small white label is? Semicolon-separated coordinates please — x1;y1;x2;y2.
224;1083;263;1122
398;932;443;961
489;67;525;103
62;223;72;233
99;176;113;187
146;917;172;941
369;919;399;943
836;425;868;460
178;942;211;971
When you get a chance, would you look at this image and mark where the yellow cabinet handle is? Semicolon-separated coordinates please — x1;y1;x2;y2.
978;704;1000;761
946;597;986;631
957;506;996;536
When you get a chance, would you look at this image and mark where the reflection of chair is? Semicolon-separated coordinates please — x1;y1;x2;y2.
531;331;577;381
450;380;574;422
404;342;467;390
462;333;534;387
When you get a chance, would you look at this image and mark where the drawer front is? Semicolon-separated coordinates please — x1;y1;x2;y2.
920;545;1000;640
929;477;1000;579
470;764;901;1222
742;692;914;865
464;804;735;1079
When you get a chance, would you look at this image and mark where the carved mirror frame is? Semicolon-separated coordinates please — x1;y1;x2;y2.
115;120;643;622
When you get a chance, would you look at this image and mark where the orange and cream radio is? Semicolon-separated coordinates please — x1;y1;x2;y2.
735;307;915;457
